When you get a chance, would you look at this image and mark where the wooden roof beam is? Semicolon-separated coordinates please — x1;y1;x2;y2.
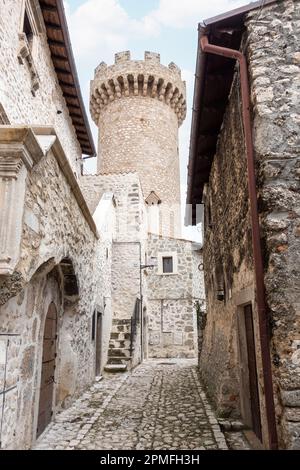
51;53;69;61
45;22;62;31
58;79;75;88
39;1;57;11
56;68;72;76
48;38;65;47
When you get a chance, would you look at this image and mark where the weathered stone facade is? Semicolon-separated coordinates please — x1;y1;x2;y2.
90;51;187;238
0;0;109;449
84;51;203;369
0;0;204;450
81;171;147;369
0;0;82;175
190;0;300;450
146;235;203;358
200;82;256;421
248;0;300;449
0;129;111;449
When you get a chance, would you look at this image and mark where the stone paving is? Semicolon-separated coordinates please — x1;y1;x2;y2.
34;359;228;450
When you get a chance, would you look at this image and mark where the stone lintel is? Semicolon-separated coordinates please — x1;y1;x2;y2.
0;126;98;276
0;126;44;275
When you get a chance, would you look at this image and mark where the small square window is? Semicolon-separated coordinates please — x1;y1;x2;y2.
163;256;173;274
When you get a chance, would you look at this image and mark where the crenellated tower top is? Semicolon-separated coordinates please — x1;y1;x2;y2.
90;51;187;127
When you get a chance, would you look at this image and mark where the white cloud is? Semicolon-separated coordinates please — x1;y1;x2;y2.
146;0;249;29
65;0;250;64
64;0;159;65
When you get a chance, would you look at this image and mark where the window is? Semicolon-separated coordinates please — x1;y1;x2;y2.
23;9;33;50
18;1;42;95
0;103;10;125
91;311;96;341
158;252;178;275
163;256;173;274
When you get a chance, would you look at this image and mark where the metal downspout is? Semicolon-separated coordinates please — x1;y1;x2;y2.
200;35;278;450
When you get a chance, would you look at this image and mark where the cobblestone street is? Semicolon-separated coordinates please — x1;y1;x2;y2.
34;360;228;450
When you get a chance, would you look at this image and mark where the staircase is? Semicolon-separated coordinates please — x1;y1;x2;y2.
104;319;133;373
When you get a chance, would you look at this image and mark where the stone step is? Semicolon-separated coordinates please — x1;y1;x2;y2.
109;340;131;349
104;363;128;373
108;348;131;358
111;325;131;334
111;319;132;334
107;355;132;362
112;319;131;325
110;332;131;341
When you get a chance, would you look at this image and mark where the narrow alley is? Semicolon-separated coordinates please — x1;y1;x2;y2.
34;360;229;451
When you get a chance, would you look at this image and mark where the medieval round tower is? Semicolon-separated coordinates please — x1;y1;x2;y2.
90;51;186;237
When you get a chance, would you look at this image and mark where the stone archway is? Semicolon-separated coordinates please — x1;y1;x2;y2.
55;257;80;409
35;257;80;438
36;302;57;438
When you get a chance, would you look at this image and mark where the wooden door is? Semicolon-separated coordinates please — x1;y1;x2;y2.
244;304;262;441
95;312;102;376
37;302;57;438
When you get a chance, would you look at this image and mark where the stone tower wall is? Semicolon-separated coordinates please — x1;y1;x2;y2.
90;51;187;237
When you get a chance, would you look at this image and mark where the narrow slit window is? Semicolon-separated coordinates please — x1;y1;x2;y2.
162;256;173;274
91;311;96;341
23;9;34;49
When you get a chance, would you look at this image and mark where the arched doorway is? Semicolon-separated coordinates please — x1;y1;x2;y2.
37;302;57;438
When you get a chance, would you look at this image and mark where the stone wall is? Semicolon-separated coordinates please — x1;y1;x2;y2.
81;172;147;243
0;146;110;449
81;171;148;368
146;235;203;358
200;0;300;449
0;0;82;175
247;0;300;449
200;81;258;422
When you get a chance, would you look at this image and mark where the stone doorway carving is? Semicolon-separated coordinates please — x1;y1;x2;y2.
37;302;57;438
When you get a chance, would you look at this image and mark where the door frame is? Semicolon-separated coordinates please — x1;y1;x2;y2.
33;298;60;444
236;288;263;442
35;301;59;440
243;303;262;441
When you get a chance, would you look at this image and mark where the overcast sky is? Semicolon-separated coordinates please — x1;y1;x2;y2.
64;0;249;240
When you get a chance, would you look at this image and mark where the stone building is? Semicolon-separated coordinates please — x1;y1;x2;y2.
90;50;187;239
0;0;109;450
146;234;204;359
186;0;300;450
0;0;204;449
85;50;204;368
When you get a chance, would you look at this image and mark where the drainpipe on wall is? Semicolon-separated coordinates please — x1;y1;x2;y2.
200;35;278;450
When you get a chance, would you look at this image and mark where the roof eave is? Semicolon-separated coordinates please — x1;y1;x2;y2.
185;0;278;225
39;0;96;157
